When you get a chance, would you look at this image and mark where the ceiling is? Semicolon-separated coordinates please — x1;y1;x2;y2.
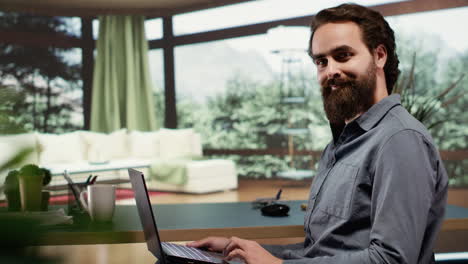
0;0;253;17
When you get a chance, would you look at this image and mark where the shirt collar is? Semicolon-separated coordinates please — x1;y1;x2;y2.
355;94;401;131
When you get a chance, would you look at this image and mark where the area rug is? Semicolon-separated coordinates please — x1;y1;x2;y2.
48;188;167;205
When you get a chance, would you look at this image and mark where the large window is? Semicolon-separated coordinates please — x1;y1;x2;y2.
161;6;468;182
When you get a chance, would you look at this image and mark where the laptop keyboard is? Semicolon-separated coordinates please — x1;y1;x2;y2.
162;242;223;263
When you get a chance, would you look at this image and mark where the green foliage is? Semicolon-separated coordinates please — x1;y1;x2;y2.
178;72;330;178
19;164;44;179
394;53;466;130
175;31;467;184
3;170;19;193
0;87;57;263
41;168;52;186
2;165;50;195
0;216;61;263
0;147;34;174
0;86;29;133
0;13;82;133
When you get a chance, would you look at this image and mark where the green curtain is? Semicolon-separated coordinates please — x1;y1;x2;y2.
91;15;157;132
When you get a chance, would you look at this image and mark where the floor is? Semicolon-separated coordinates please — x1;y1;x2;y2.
35;179;312;264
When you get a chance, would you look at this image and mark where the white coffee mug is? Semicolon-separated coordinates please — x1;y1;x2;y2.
80;184;116;222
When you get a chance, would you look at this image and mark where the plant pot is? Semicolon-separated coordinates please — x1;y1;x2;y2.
18;174;44;211
5;190;21;211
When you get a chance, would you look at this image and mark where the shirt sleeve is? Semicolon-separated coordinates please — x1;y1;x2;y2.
262;243;304;258
280;129;439;264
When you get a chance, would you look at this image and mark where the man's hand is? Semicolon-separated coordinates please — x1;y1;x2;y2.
224;237;282;264
186;236;230;253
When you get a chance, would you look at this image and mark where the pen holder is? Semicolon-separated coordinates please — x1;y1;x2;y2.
67;182;87;215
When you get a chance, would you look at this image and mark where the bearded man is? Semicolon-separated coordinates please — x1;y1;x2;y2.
188;4;448;264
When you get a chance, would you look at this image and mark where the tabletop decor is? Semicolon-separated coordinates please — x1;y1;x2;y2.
3;164;52;211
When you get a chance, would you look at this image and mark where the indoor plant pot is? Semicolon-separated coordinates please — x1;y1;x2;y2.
18;164;44;211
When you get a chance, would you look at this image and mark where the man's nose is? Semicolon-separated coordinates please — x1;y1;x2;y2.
325;60;341;79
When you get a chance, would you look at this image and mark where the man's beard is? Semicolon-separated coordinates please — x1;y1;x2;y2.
321;62;377;124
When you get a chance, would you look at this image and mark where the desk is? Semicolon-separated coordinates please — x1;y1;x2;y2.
40;201;468;252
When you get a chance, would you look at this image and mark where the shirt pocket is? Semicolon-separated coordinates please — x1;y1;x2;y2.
316;162;359;219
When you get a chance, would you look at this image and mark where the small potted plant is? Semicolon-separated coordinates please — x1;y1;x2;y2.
4;165;52;211
17;164;45;211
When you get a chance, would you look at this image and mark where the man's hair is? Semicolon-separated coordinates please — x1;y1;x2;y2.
308;4;400;94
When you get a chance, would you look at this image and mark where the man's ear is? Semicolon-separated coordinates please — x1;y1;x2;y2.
374;44;387;69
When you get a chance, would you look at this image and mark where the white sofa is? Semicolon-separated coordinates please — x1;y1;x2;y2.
0;128;237;194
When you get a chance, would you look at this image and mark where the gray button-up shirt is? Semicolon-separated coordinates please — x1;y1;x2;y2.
264;95;448;264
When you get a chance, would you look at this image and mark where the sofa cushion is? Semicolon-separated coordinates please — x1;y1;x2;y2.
37;131;86;165
129;130;160;159
81;129;128;162
158;128;202;159
0;133;39;166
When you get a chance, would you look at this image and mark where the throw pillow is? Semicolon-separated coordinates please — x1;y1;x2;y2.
37;131;86;165
158;128;198;159
80;129;128;162
128;130;160;159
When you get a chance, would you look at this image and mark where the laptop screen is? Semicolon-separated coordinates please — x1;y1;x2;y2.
128;168;166;264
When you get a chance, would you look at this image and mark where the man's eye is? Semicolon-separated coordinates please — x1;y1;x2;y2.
336;52;352;60
315;58;326;66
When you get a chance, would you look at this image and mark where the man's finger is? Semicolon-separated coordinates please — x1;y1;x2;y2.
225;248;246;261
187;238;212;248
223;239;235;256
224;237;242;255
224;237;251;256
230;237;250;249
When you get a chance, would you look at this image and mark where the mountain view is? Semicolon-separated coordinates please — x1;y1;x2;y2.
148;40;275;103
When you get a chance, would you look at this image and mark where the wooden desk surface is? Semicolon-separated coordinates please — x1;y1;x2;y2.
40;202;468;246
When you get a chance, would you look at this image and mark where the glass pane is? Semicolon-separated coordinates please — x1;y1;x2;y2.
174;33;328;178
146;18;163;40
0;11;83;133
92;18;99;40
174;0;407;35
386;8;468;187
0;45;83;133
92;17;163;40
60;16;81;37
148;49;165;129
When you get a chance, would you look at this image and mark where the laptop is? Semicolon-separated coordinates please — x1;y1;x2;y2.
128;168;243;264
